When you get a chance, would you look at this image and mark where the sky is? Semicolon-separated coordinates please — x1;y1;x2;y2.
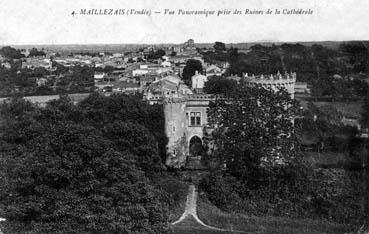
0;0;368;45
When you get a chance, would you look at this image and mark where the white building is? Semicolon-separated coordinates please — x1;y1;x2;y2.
132;69;149;76
94;72;106;80
161;61;171;67
191;71;207;92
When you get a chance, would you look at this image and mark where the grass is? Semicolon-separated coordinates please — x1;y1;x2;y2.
312;101;363;118
195;196;355;234
304;151;348;167
171;215;240;234
298;99;363;119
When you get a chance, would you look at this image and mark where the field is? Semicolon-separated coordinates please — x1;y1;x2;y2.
169;181;356;234
0;93;91;106
298;99;363;119
304;151;348;167
192;197;354;234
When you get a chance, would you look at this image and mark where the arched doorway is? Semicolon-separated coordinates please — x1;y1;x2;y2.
189;136;204;157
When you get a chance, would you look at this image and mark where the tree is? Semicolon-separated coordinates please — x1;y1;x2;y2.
181;59;203;86
102;65;115;74
0;46;24;59
205;83;298;182
79;93;168;163
203;76;237;95
362;93;369;129
41;93;168;168
156;49;166;57
103;121;163;174
0;98;170;233
214;41;226;51
339;42;369;73
28;48;46;57
53;62;69;75
147;49;166;60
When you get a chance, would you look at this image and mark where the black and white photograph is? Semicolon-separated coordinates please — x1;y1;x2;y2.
0;0;368;233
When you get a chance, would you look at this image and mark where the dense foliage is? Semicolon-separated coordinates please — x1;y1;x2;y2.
0;61;94;97
0;94;170;233
204;82;298;180
362;93;369;129
199;167;366;225
295;102;360;153
203;76;237;95
224;43;369;82
201;80;368;225
213;42;226;52
181;59;203;86
28;48;46;57
78;93;168;163
201;42;369;99
0;46;24;59
146;49;166;60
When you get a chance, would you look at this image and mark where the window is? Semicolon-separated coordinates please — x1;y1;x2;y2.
189;112;201;126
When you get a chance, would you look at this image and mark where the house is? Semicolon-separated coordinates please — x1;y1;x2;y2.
112;81;141;94
191;71;207;93
22;58;52;69
161;61;171;67
133;69;149;76
144;74;193;104
205;64;222;77
1;61;11;69
94;72;106;81
36;77;48;86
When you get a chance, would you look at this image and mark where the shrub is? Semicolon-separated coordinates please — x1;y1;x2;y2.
199;165;366;225
199;173;243;211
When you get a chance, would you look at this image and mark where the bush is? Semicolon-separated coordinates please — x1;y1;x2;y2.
199;173;243;211
199;165;366;225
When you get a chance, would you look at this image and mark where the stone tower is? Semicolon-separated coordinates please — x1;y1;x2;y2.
243;72;296;98
163;94;214;168
164;96;188;167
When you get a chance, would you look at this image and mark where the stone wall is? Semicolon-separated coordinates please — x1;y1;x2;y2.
164;98;188;167
164;95;214;168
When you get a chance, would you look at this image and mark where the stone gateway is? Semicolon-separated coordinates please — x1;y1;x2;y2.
144;72;296;168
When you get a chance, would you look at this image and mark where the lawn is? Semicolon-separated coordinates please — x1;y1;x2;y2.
195;196;355;234
171;216;239;234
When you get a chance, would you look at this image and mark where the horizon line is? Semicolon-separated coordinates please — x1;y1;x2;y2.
3;39;369;47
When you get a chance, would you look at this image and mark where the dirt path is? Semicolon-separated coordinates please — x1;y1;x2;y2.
171;185;246;233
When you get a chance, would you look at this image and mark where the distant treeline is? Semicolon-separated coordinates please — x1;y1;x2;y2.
201;41;369;99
